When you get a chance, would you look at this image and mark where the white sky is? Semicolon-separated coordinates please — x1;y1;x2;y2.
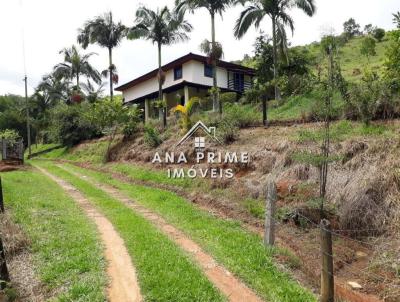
0;0;398;96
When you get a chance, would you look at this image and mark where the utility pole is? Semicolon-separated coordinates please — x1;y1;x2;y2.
24;75;31;157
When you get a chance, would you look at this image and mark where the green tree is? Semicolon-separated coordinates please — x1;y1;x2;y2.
372;28;385;42
127;6;192;128
53;45;101;91
78;12;126;101
360;36;376;62
89;98;141;161
234;0;316;101
175;0;234;112
343;18;361;39
393;11;400;28
384;30;400;87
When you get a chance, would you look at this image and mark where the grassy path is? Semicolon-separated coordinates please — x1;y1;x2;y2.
51;161;317;302
1;169;107;301
34;161;225;302
36;166;142;302
62;164;264;302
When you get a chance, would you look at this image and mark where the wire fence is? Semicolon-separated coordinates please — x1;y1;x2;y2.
263;186;400;301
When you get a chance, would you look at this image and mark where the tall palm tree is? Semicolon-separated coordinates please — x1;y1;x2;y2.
234;0;316;100
393;11;400;29
127;6;192;128
78;11;126;101
53;45;101;91
175;0;234;113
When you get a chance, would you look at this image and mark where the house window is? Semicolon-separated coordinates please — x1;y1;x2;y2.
204;64;213;78
174;66;182;80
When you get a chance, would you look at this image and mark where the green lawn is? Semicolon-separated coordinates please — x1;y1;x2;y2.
35;161;225;302
57;161;317;302
1;168;107;301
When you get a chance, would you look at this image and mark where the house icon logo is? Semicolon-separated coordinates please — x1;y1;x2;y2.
176;121;222;148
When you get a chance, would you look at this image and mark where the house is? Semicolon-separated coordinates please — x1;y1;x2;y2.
115;53;255;120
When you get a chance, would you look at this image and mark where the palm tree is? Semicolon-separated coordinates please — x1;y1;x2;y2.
175;0;234;113
234;0;316;100
393;11;400;28
53;45;101;91
171;97;200;132
127;6;192;128
78;12;126;101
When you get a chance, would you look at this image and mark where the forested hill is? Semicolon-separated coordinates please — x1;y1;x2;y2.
236;33;393;82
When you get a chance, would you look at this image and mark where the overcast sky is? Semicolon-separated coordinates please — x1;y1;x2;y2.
0;0;398;96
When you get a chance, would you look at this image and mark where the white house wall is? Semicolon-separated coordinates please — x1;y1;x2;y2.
122;60;229;103
182;61;228;89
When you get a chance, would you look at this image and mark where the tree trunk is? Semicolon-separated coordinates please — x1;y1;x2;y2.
271;17;280;100
158;42;167;129
109;47;114;101
211;12;220;113
76;72;80;90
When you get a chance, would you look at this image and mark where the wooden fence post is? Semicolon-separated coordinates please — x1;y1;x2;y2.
0;177;4;213
1;139;6;160
262;99;268;127
0;236;10;290
264;181;276;246
320;219;334;302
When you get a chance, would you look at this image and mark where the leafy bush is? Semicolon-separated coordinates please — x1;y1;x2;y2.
372;28;385;42
219;92;238;104
0;129;21;143
217;115;239;144
223;103;260;128
49;103;101;146
144;125;162;148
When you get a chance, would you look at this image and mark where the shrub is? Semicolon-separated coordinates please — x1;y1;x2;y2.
144;125;162;148
0;129;20;143
372;28;385;42
49;103;100;146
219;92;238;104
217;115;239;144
223;103;260;128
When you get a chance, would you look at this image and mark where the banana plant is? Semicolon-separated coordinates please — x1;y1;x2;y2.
171;97;200;132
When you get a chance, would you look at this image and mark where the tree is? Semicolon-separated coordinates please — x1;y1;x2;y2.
78;12;126;101
89;98;141;161
372;28;385;42
393;11;400;28
171;97;200;132
53;46;101;92
364;24;374;35
234;0;316;101
175;0;235;112
343;18;361;39
127;6;192;128
360;36;376;62
384;30;400;87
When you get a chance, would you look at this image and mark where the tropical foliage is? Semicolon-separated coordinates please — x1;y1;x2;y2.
171;97;200;132
176;0;235;113
78;11;126;100
128;6;192;128
234;0;316;100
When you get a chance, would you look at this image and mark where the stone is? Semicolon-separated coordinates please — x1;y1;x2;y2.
347;281;363;290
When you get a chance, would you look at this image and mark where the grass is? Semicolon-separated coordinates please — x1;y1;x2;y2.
38;141;108;164
57;161;317;302
26;143;60;155
1;168;107;301
295;120;396;143
34;160;225;302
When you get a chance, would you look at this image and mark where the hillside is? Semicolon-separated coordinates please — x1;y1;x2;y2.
32;119;400;301
240;34;391;82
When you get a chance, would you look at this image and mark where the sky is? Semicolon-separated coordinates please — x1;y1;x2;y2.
0;0;398;96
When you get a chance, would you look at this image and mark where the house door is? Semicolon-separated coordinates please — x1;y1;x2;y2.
233;73;244;92
180;95;185;106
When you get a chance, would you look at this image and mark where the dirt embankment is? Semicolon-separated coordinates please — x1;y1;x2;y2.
105;122;400;301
